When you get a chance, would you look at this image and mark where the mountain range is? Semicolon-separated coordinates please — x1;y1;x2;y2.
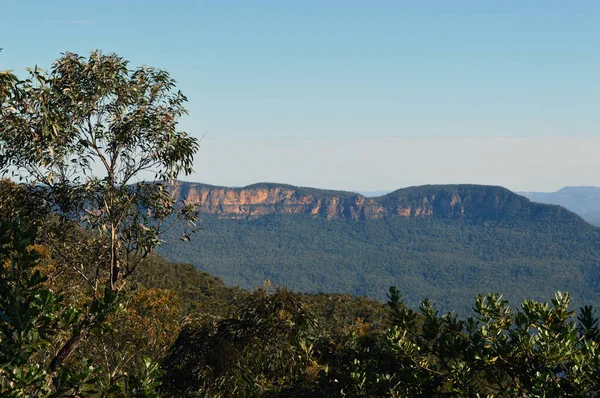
170;182;574;222
519;186;600;226
158;182;600;315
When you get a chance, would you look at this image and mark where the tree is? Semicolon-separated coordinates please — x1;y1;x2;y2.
0;51;199;375
79;287;181;386
0;220;99;397
161;287;319;397
310;288;600;397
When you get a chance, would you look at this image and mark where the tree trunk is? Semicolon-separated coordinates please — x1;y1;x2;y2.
110;225;120;289
49;330;85;372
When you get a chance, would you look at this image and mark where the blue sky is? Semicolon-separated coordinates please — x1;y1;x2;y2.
1;1;599;191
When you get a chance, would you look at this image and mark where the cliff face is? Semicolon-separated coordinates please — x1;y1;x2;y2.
171;183;384;220
171;182;535;221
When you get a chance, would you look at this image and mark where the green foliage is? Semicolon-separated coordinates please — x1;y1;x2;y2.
4;212;600;397
129;255;248;317
161;287;319;397
0;50;200;396
157;282;600;397
0;220;96;396
95;356;165;398
160;208;600;315
298;292;387;337
0;50;199;290
0;50;200;379
0;219;168;396
316;288;600;397
0;50;197;184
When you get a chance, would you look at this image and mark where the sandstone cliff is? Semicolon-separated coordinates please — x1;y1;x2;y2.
171;182;381;220
170;182;542;222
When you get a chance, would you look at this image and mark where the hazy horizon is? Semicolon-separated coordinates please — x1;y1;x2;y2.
188;136;600;193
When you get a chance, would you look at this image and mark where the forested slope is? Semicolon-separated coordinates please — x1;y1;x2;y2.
160;184;600;315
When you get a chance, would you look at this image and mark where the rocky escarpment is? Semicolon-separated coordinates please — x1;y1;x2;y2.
171;182;383;220
170;182;558;222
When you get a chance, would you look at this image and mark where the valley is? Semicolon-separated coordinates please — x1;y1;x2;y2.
160;182;600;315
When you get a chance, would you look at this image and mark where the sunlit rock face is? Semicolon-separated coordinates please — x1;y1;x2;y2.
171;183;378;220
170;182;535;221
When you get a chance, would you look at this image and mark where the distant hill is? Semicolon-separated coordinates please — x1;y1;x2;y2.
581;211;600;227
159;182;600;315
519;187;600;226
171;181;574;222
131;255;387;334
355;190;392;197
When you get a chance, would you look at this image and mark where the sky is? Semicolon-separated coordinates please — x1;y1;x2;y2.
1;1;599;192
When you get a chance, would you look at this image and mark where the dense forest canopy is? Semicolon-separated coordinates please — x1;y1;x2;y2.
160;201;600;315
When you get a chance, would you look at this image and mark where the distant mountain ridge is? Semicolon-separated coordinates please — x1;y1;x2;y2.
519;186;600;226
160;181;600;314
172;181;574;223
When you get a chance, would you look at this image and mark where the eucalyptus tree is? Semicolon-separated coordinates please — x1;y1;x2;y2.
0;51;199;372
